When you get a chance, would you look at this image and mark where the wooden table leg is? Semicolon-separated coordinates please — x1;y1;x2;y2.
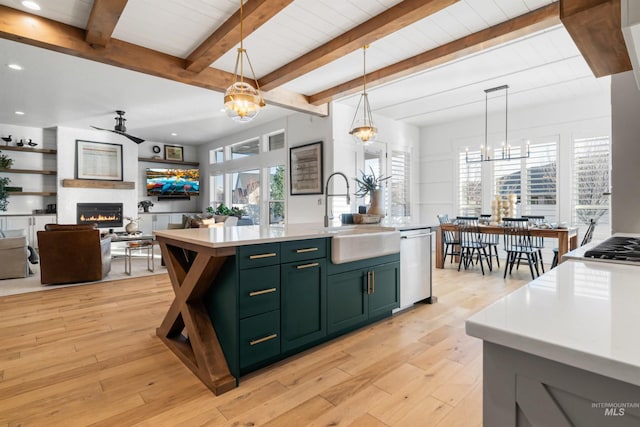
156;237;237;395
557;230;570;265
435;226;444;269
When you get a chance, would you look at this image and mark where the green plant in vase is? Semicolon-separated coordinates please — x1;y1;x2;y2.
354;167;390;217
206;202;245;217
0;176;11;211
0;151;14;169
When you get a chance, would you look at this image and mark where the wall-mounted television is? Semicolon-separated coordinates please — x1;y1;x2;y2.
146;168;200;197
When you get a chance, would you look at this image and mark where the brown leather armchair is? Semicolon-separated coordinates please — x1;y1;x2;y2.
37;224;111;285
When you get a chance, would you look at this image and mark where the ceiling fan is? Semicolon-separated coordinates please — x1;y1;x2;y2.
91;110;145;144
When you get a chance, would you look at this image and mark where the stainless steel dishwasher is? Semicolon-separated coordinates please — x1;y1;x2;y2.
398;226;434;310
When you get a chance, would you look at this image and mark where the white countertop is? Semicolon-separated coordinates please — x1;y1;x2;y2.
154;223;398;248
466;260;640;386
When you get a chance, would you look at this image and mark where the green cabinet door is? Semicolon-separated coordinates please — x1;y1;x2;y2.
327;269;368;335
368;262;400;318
280;258;327;353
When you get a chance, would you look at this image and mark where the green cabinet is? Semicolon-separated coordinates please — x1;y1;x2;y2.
280;258;327;353
327;261;400;336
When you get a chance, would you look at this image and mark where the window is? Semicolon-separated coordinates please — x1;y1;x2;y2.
231;139;260;159
210;147;224;164
232;170;260;224
458;150;482;216
268;165;285;224
573;136;610;228
268;133;285;151
390;150;410;217
210;174;224;207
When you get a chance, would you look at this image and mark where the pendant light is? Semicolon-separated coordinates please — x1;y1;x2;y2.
349;45;377;143
224;0;265;123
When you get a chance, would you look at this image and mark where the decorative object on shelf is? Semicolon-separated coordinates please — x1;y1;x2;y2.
290;141;323;195
206;202;244;217
5;187;22;192
138;200;154;213
1;135;11;145
76;140;123;181
17;139;24;147
27;139;37;147
349;45;377;144
0;151;14;169
354;167;390;216
124;217;140;234
152;145;161;154
466;85;530;163
223;0;265;123
352;213;381;224
90;110;145;144
0;176;11;211
164;145;183;162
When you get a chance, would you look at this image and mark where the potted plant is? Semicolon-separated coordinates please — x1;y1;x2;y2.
206;203;245;218
0;151;13;169
354;167;390;216
0;176;10;211
138;200;154;213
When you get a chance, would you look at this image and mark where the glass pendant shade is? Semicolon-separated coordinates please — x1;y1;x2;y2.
223;0;264;123
349;45;377;143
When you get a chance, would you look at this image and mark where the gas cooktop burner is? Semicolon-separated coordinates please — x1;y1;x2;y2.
584;236;640;261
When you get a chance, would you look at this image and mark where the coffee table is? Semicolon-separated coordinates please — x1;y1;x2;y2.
108;233;156;275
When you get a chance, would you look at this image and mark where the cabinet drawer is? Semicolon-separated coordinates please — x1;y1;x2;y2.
237;243;280;269
280;238;326;263
239;265;280;319
239;310;280;369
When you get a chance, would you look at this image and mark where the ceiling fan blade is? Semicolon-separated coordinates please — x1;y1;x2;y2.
91;126;144;144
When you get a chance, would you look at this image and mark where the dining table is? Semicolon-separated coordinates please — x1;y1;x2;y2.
435;223;579;269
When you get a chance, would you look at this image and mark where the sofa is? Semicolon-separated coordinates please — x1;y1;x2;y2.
0;229;29;279
37;223;111;285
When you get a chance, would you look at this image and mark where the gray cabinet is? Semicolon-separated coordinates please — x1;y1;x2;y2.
1;214;56;248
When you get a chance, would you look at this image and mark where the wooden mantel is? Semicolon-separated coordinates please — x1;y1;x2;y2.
62;179;135;189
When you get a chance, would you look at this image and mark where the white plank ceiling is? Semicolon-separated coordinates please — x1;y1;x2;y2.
0;0;611;145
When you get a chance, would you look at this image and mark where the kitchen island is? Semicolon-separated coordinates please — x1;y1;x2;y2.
154;224;402;395
466;260;640;426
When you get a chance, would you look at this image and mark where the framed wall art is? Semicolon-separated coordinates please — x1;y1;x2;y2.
76;140;123;181
164;145;184;162
290;141;323;195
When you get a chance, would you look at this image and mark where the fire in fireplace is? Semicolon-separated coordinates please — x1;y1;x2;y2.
77;203;123;228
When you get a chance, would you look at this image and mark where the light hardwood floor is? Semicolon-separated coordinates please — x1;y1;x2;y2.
0;260;531;426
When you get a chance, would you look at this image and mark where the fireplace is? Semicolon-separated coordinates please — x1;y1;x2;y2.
77;203;123;228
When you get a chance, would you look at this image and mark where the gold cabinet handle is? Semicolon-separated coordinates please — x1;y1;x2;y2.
296;262;319;270
250;333;277;346
296;247;318;253
367;271;371;294
249;252;277;260
249;287;277;297
372;271;375;293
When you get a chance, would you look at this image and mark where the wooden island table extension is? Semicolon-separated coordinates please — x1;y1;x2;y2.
435;223;579;269
154;224;402;395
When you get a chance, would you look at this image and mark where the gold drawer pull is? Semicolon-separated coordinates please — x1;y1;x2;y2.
249;252;277;260
249;288;277;297
250;333;277;346
296;247;318;253
297;262;319;270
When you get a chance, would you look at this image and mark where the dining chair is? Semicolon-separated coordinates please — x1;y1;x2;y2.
551;219;596;268
502;218;541;280
456;217;491;275
437;214;460;265
522;215;546;273
479;214;500;269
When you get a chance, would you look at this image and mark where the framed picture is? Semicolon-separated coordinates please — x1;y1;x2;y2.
76;140;123;181
165;145;184;162
290;141;323;195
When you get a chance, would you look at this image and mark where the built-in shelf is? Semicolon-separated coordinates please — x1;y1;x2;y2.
138;157;199;166
62;179;135;189
0;168;57;175
0;146;57;155
7;191;57;196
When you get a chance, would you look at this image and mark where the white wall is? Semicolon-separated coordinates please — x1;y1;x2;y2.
419;92;611;232
611;71;640;233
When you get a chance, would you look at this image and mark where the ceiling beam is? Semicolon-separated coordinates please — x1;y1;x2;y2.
85;0;128;47
258;0;459;92
560;0;631;77
309;2;560;106
185;0;294;73
0;5;327;117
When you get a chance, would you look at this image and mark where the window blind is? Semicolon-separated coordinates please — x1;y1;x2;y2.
573;136;610;227
458;150;482;216
390;150;410;217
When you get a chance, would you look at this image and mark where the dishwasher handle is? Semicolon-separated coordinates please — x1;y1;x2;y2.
401;232;432;239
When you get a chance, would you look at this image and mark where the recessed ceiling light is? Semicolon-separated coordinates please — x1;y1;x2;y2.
15;111;25;115
171;132;178;136
219;108;226;113
22;1;41;10
8;64;23;70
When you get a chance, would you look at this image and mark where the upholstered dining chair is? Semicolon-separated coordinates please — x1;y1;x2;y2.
502;218;541;280
437;214;459;265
